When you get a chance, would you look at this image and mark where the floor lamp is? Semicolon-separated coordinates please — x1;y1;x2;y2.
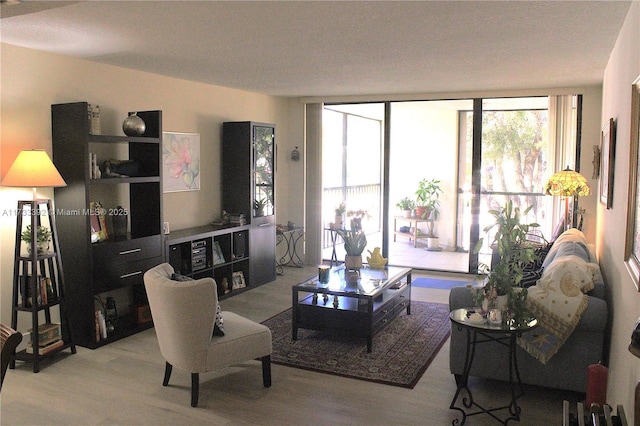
544;166;590;231
2;149;66;239
2;149;67;298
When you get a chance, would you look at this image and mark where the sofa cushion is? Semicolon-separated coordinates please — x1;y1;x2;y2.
520;268;544;288
172;273;225;336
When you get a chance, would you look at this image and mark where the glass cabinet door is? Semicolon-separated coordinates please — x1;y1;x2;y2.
253;125;274;217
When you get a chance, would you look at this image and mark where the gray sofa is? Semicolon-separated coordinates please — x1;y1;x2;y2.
449;230;608;393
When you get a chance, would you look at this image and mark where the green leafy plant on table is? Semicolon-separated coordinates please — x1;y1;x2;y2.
336;229;367;269
472;200;540;325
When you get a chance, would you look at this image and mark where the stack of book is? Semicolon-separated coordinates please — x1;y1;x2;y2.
26;323;63;355
229;213;246;226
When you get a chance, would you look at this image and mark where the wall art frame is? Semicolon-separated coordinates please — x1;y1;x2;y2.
162;132;201;193
625;76;640;291
599;118;616;209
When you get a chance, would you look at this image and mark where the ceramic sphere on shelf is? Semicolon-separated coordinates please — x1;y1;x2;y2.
122;112;146;136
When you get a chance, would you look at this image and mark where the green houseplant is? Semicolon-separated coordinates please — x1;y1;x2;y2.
396;197;415;218
473;200;540;323
334;201;346;229
335;229;367;269
21;225;53;254
253;198;268;216
415;178;443;220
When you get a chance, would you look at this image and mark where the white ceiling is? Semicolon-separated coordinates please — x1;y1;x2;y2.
0;1;633;98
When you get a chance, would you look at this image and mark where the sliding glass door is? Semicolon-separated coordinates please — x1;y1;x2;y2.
321;104;385;262
318;95;580;274
388;100;474;272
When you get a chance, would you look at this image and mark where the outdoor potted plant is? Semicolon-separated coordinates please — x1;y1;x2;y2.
395;197;415;218
335;229;367;269
472;200;540;323
414;178;443;220
347;209;370;231
334;201;346;229
21;225;53;254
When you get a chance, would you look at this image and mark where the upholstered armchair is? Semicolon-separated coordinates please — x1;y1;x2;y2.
143;263;272;407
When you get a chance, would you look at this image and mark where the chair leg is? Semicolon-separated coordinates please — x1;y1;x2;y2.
191;373;199;407
262;355;272;388
163;362;172;386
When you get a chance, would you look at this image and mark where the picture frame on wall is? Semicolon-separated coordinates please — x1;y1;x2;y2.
625;76;640;291
599;118;616;209
162;132;201;192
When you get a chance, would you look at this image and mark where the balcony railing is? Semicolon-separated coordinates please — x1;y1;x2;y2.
322;183;381;248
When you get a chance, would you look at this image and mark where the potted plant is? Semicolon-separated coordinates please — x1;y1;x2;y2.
335;229;367;269
347;209;370;231
254;198;268;217
21;225;53;254
334;201;346;229
396;197;415;218
415;178;443;220
472;200;540;323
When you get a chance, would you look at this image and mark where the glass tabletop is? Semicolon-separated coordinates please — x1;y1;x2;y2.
450;308;538;332
295;265;410;297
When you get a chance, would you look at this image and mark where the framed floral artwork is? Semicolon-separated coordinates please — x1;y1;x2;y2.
599;118;616;209
625;76;640;291
162;132;200;192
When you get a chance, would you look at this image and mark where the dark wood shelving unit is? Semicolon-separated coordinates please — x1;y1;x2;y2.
165;224;251;299
222;122;277;287
10;199;76;373
52;102;163;349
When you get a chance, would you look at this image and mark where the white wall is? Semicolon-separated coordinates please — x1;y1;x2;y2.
599;1;640;414
0;43;297;327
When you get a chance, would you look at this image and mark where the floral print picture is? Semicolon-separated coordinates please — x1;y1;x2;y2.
162;132;200;192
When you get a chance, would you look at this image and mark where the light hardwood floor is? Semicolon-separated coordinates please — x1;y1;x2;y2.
2;266;581;425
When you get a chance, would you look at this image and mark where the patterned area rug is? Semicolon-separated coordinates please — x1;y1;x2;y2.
261;301;451;388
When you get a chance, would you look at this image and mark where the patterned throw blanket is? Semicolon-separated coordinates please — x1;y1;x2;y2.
518;254;600;363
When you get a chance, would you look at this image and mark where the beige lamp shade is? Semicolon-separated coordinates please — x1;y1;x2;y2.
544;167;590;197
2;150;66;188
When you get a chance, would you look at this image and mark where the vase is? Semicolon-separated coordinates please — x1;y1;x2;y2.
495;295;508;311
122;112;146;136
351;217;362;231
402;210;412;218
27;241;49;255
344;255;362;270
334;214;344;229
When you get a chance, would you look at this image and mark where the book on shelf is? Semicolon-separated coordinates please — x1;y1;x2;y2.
20;276;58;307
26;338;63;355
229;213;246;225
28;323;61;346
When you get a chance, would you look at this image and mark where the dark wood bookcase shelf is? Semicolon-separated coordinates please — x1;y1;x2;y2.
165;224;251;299
52;102;163;349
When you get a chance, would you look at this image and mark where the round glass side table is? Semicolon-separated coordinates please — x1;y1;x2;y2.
449;308;538;425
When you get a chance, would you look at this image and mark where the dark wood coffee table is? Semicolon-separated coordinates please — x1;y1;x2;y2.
291;266;412;352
